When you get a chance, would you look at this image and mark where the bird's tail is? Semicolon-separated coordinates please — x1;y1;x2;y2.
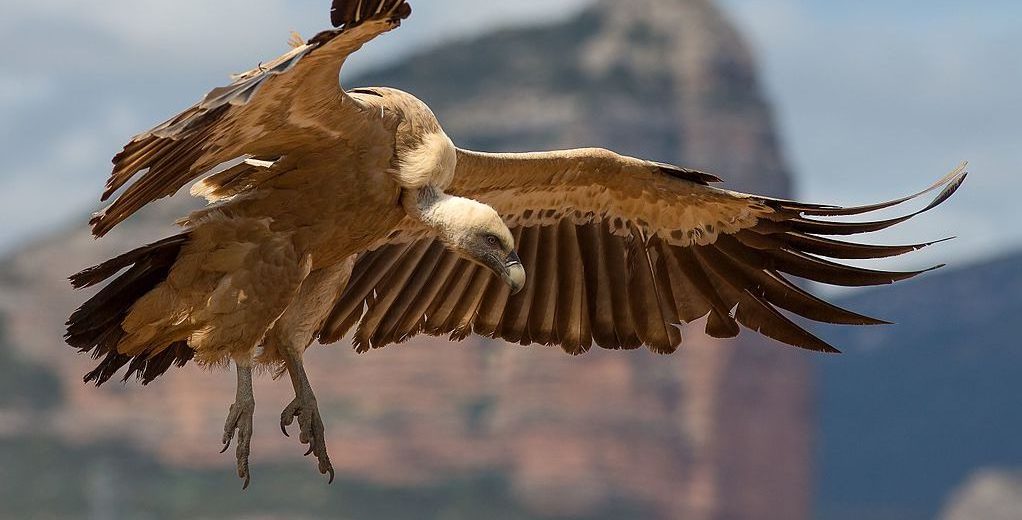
66;233;194;386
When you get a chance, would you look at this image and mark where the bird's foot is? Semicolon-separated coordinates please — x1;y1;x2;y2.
280;390;334;483
221;396;255;489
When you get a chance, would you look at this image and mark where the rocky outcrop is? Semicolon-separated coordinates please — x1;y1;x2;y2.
941;470;1022;520
0;1;809;519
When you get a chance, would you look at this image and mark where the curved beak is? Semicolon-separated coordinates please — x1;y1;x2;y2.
501;251;526;295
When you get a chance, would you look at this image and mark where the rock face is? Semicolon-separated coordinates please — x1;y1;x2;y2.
941;470;1022;520
0;1;810;519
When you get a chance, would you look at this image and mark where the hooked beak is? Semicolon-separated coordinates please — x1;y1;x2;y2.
501;251;526;295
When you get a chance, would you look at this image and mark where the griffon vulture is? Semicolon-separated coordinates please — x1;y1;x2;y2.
66;0;966;487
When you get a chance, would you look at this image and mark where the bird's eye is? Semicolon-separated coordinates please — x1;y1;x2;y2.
486;235;500;247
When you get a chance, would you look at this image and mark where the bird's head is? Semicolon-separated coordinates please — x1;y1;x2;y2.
417;194;525;295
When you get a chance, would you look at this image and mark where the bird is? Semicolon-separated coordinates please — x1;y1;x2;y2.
65;0;966;488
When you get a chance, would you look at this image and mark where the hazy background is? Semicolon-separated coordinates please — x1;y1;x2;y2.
1;2;1020;520
1;0;1020;265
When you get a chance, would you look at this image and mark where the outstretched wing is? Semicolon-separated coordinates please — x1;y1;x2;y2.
90;0;413;237
319;149;966;355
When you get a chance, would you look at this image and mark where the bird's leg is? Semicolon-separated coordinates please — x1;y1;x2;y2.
279;345;334;483
222;360;255;489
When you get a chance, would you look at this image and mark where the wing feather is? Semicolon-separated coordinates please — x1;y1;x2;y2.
421;262;481;340
627;230;681;354
394;251;462;342
90;0;413;237
369;241;446;346
474;227;524;338
577;223;618;349
498;226;541;345
528;225;561;346
603;225;644;349
671;247;741;339
319;150;965;355
447;267;494;341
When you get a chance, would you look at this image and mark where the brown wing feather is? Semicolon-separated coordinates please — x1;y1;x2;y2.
626;229;682;353
528;225;561;346
499;226;542;345
474;227;525;338
91;1;412;237
554;220;590;354
576;223;617;349
319;152;965;356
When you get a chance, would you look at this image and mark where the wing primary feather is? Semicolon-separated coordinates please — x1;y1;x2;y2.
392;249;462;342
369;241;446;346
527;224;560;346
554;219;590;354
715;235;938;287
105;139;168;200
320;244;410;343
626;229;680;354
699;247;842;353
354;240;433;350
658;243;713;325
781;171;967;237
499;225;541;345
576;223;618;349
692;248;841;353
473;274;514;338
650;238;684;353
782;163;967;217
705;244;889;325
736;228;952;260
781;232;952;260
670;247;740;339
475;227;525;338
422;261;480;336
602;222;643;349
445;267;494;341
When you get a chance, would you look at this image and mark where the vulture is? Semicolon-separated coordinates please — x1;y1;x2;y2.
66;0;966;487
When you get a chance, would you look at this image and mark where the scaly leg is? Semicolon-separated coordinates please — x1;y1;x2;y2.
221;361;255;489
279;345;334;483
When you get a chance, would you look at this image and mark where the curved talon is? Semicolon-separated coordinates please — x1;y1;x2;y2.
280;400;300;437
222;400;255;490
279;394;334;483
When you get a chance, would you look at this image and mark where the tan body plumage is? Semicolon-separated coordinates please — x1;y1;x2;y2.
67;0;965;486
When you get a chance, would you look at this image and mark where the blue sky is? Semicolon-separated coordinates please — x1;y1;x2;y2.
1;0;1019;272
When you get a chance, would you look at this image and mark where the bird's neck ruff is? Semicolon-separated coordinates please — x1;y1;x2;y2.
403;185;494;248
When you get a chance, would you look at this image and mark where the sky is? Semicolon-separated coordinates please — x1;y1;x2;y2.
1;0;1019;272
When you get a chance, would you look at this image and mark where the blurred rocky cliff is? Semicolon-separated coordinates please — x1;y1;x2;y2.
0;1;811;519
